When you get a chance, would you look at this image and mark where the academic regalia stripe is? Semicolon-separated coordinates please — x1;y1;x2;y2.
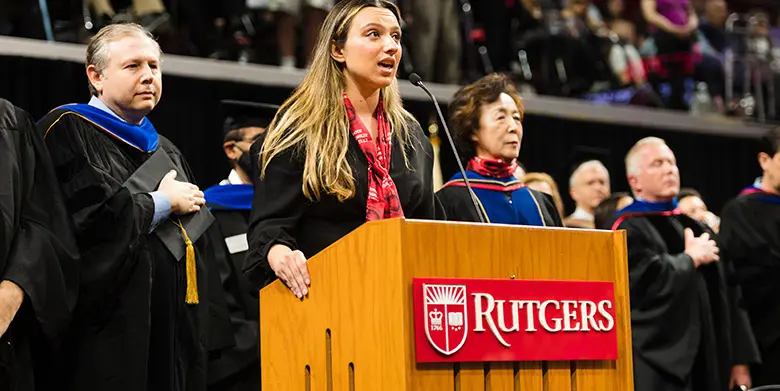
610;209;683;231
204;184;254;211
442;170;544;226
739;187;763;196
611;199;682;230
42;104;159;152
441;180;526;192
739;186;780;204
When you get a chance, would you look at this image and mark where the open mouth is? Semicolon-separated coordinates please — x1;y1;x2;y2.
378;60;395;70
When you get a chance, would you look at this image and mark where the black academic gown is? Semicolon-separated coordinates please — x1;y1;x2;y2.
38;107;227;391
243;120;436;289
204;182;260;391
720;188;780;386
0;99;78;391
611;206;759;391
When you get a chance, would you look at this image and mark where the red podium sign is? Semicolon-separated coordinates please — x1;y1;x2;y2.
412;278;618;363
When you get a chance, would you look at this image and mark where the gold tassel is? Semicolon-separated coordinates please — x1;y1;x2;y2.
174;219;199;305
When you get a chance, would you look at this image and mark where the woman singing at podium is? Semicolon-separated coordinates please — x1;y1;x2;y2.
244;0;436;298
436;74;563;227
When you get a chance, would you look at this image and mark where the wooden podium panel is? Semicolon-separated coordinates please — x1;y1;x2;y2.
259;219;409;390
259;219;632;391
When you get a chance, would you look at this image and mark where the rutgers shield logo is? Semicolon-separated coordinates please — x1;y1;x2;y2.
423;284;467;356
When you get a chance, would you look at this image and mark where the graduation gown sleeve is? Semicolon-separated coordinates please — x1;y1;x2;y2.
621;218;698;301
243;120;436;291
0;106;24;283
719;201;762;363
244;122;436;293
40;113;155;312
724;252;761;366
718;201;770;312
435;185;481;222
203;213;260;384
200;224;243;356
618;217;704;380
433;193;448;221
0;102;78;339
243;139;305;290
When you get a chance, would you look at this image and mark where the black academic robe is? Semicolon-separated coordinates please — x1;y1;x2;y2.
611;208;759;391
0;99;78;391
435;171;563;227
243;120;436;289
720;188;780;386
38;108;226;391
204;184;260;391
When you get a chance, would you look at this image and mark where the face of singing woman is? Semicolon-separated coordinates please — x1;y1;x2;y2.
472;93;524;162
332;7;403;92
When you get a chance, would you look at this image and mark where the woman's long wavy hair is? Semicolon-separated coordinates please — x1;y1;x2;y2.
260;0;416;202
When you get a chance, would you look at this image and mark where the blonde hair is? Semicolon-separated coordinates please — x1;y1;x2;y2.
85;23;161;96
522;172;565;218
261;0;417;202
625;137;667;176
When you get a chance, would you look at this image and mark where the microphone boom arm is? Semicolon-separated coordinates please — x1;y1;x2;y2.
410;75;487;224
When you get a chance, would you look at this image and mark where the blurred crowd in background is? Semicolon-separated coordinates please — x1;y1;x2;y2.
2;0;780;122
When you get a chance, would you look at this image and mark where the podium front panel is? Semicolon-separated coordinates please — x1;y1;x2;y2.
259;219;632;391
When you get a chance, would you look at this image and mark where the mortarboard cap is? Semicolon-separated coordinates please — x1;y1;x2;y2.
221;99;280;137
559;146;613;184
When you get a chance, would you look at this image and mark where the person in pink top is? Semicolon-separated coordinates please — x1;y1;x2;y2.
642;0;699;111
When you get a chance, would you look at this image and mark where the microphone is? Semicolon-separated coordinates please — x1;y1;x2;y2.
409;73;486;224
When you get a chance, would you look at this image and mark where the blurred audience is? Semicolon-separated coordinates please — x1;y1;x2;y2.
87;0;170;33
698;0;728;55
600;0;637;44
641;0;699;111
269;0;331;69
698;0;729;111
406;0;461;84
597;0;650;88
0;0;45;39
2;0;778;120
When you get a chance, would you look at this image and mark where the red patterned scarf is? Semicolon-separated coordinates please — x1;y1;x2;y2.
467;156;519;179
344;94;404;221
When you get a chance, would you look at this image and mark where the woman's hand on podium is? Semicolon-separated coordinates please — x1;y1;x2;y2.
268;244;310;299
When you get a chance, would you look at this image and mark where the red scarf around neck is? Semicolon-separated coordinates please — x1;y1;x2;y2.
344;93;404;221
467;156;519;179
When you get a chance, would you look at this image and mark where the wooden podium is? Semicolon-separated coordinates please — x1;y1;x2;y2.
259;219;633;390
